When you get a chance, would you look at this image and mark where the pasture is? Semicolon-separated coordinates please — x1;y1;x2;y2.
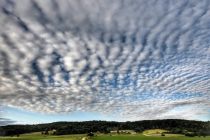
0;132;85;140
92;134;209;140
0;131;209;140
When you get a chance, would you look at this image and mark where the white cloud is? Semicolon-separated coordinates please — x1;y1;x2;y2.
0;0;210;123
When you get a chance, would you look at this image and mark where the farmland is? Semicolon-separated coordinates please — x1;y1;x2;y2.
0;132;85;140
92;134;209;140
0;131;209;140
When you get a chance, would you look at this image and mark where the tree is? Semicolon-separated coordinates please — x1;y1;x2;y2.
161;133;165;136
87;132;94;137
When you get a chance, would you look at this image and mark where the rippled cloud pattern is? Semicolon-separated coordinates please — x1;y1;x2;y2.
0;0;210;122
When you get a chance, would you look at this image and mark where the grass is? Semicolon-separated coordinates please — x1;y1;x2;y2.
0;132;85;140
143;129;168;136
0;131;209;140
142;129;183;137
92;134;210;140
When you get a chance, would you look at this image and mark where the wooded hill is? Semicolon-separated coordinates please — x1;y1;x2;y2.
0;119;209;136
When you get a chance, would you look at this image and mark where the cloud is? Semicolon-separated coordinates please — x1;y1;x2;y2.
0;117;15;126
0;107;15;126
0;0;210;121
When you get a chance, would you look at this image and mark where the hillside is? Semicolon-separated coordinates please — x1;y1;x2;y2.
0;119;209;136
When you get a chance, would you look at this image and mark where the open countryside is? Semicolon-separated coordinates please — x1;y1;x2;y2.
0;130;209;140
0;120;210;140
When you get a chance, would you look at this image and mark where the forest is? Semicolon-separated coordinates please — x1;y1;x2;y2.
0;119;209;137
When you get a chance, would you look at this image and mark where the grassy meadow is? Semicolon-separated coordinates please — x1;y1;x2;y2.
0;132;85;140
92;135;209;140
0;130;209;140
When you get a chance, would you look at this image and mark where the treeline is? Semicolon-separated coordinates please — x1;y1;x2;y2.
0;119;209;136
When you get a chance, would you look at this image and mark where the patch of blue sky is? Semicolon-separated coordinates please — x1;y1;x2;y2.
167;92;204;100
198;114;210;122
167;105;210;121
3;107;116;124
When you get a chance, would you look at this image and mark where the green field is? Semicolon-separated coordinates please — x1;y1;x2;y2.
0;132;85;140
0;131;209;140
92;134;209;140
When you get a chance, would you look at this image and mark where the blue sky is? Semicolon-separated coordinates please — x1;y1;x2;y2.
3;106;210;125
0;0;210;125
3;107;115;124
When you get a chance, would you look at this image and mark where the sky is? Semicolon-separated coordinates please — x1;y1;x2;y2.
0;0;210;125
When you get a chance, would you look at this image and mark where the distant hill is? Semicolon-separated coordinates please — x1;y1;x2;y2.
0;119;209;136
